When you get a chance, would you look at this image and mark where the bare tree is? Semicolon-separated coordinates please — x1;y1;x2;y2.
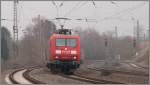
7;16;56;68
76;27;137;61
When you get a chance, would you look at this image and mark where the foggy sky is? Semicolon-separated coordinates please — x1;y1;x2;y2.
1;1;149;39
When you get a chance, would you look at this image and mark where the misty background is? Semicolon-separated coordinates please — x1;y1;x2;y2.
2;1;149;38
1;1;149;71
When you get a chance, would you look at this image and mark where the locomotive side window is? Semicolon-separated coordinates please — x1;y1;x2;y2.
67;39;76;47
56;39;66;46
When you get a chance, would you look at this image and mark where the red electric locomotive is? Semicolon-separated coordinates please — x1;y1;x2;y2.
47;29;81;74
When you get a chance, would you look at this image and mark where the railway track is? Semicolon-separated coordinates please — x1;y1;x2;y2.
8;68;26;84
25;67;123;84
25;67;124;84
60;73;124;84
87;66;148;76
7;67;45;84
7;66;124;84
86;60;148;77
128;63;148;70
23;68;45;84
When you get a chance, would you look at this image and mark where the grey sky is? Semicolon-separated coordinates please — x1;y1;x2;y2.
1;1;149;39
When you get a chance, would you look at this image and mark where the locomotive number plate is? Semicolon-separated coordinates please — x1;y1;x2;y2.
61;50;71;54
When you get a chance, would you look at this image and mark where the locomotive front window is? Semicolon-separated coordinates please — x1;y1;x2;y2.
67;39;76;47
56;39;66;46
56;38;77;47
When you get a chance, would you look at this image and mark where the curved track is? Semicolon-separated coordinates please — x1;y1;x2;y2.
8;69;32;84
7;67;45;84
87;67;148;76
23;67;124;84
7;67;124;84
8;69;25;84
128;63;148;70
23;67;123;84
86;60;148;77
61;73;124;84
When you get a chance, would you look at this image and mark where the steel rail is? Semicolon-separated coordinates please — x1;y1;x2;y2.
74;72;124;84
9;69;25;84
87;67;148;76
8;66;44;84
59;72;123;84
23;68;46;84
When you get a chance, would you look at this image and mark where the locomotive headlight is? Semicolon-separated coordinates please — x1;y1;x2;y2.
56;50;61;54
55;56;59;59
71;50;77;54
73;56;77;59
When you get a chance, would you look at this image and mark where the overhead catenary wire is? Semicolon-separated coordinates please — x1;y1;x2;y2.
52;1;83;29
107;2;146;20
63;1;82;17
92;2;147;24
51;0;59;17
50;1;99;29
110;1;119;7
63;1;88;17
105;1;132;21
51;1;62;28
62;1;97;28
106;2;145;21
89;1;146;24
59;1;64;7
63;1;144;29
92;0;96;8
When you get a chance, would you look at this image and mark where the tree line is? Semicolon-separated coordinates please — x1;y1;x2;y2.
2;16;147;71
